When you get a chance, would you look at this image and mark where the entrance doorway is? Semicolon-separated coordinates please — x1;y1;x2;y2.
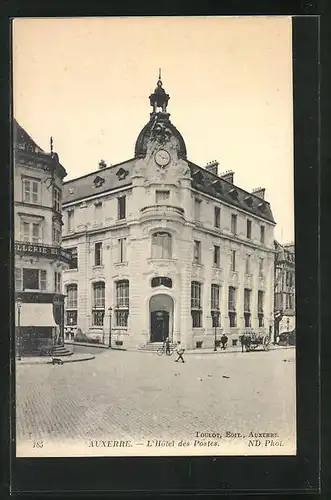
150;311;169;342
149;294;174;343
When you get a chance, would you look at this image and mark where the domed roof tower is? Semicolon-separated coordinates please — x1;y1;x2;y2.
134;70;187;160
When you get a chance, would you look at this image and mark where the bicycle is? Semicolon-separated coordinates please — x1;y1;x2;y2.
156;344;174;356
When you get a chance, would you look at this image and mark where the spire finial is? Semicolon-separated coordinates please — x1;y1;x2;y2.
158;68;162;80
50;136;53;155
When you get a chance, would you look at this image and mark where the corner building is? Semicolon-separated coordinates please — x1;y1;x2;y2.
14;120;70;355
62;78;276;350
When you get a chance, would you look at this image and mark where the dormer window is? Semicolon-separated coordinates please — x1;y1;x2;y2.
229;188;239;200
244;196;253;207
93;176;105;188
116;167;129;181
192;170;204;185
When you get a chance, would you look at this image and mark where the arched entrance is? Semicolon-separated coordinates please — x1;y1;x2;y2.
149;294;174;343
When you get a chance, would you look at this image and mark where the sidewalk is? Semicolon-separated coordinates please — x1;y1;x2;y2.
184;344;295;355
16;353;95;365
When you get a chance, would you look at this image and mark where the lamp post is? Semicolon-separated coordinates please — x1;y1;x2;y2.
108;306;112;349
16;297;22;360
212;308;220;352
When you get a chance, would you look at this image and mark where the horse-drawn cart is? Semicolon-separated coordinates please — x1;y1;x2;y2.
240;332;271;352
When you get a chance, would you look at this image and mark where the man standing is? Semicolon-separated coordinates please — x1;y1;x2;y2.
175;342;185;363
165;336;171;356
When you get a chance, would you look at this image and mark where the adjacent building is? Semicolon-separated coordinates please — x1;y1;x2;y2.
61;77;276;350
274;241;296;338
14;119;70;356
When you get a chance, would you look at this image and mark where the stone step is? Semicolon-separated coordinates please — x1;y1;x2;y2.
52;346;73;357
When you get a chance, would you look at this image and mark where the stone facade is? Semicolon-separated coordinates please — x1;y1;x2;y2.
274;242;296;336
14;120;69;355
62;78;276;350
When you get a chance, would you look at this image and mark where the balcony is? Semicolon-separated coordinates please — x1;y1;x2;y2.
15;241;72;265
140;205;185;223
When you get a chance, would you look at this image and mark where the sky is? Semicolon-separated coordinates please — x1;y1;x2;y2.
13;16;294;243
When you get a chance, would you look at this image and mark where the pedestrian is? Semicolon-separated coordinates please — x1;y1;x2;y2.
165;336;171;356
175;342;185;363
220;334;228;350
240;334;245;353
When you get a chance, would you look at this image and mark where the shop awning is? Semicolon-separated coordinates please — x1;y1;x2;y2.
16;303;57;327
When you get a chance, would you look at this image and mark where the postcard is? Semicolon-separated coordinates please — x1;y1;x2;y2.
13;16;296;458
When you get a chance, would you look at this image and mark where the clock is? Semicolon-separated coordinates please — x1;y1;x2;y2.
155;149;170;167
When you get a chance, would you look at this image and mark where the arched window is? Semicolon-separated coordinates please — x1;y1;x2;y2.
66;284;78;326
92;281;105;326
151;232;172;259
151;277;172;288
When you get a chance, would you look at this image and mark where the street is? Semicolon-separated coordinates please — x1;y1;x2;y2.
16;348;296;457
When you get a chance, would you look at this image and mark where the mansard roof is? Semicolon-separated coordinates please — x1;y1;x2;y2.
63;156;275;224
13;119;67;179
188;160;275;224
62;159;136;204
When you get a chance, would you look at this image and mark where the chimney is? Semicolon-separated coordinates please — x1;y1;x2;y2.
252;187;265;199
98;159;107;169
220;170;234;184
205;160;219;176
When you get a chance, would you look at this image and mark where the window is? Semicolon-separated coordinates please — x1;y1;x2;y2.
20;221;41;243
156;190;170;203
53;186;61;212
245;255;251;275
15;268;22;291
213;245;220;267
23;178;40;204
193;240;201;264
244;288;251;327
194;198;201;221
94;242;103;266
66;284;78;325
260;226;265;244
211;284;220;327
118;238;127;263
94;202;102;223
152;232;172;259
286;293;294;310
22;268;46;291
258;290;264;327
68;247;78;269
191;281;202;328
68;210;74;232
52;224;61;245
231;214;237;235
228;286;236;327
231;250;236;272
259;258;264;277
117;196;126;220
247;220;252;239
214;207;220;228
92;282;105;326
54;271;61;293
115;280;129;327
151;277;172;288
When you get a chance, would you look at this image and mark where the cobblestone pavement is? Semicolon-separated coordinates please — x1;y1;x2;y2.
16;348;296;454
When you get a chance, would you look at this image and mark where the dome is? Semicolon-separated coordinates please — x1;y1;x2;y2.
134;116;187;159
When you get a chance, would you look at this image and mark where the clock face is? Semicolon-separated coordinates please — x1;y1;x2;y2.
155;149;170;167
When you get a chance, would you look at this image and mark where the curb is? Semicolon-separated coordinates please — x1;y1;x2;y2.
17;354;95;366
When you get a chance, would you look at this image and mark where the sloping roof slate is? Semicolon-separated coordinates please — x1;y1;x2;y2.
188;161;275;224
62;159;136;204
63;157;275;224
